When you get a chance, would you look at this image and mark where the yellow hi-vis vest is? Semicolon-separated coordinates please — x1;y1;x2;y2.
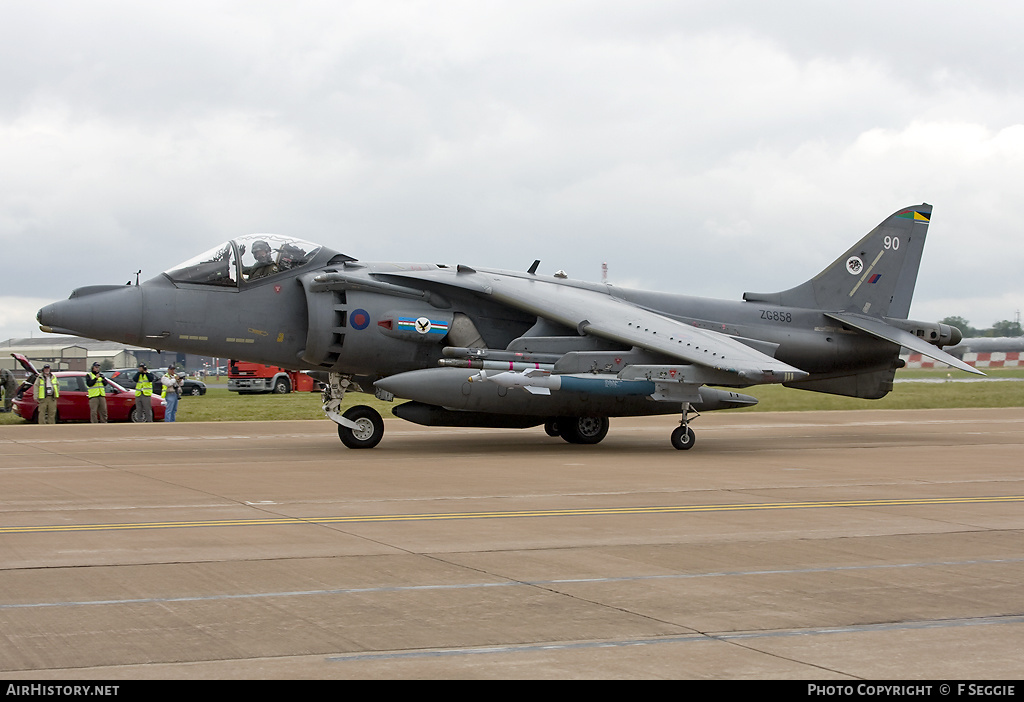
36;375;59;400
87;372;105;399
135;372;153;397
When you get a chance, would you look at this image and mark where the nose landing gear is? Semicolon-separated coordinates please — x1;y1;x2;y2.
324;372;385;449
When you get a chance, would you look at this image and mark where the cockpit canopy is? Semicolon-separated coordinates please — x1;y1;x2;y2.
164;235;324;287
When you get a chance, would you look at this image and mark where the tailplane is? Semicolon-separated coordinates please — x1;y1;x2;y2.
744;204;931;319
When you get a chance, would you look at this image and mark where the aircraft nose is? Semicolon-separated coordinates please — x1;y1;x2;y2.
38;285;145;343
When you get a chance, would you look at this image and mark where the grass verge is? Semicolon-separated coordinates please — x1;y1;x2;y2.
1;368;1021;425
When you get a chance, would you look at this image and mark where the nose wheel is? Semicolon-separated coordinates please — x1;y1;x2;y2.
323;373;385;449
337;405;385;449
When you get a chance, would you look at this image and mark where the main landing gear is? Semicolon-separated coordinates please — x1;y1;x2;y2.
323;372;386;449
544;410;699;450
544;416;610;445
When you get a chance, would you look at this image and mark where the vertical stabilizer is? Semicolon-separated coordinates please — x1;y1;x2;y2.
744;204;931;319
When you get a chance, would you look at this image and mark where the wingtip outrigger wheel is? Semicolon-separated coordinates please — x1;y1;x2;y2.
671;403;697;450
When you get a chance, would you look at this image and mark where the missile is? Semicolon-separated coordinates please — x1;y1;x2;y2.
469;368;561;395
441;347;563;364
438;358;556;372
468;369;658;397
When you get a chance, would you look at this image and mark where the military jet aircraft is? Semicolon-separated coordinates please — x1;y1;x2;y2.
37;204;980;450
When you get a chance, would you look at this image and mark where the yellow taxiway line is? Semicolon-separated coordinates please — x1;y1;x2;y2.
2;494;1022;534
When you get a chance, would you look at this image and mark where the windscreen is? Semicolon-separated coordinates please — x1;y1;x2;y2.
164;235;322;287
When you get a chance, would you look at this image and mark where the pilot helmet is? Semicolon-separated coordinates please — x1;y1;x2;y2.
253;240;271;255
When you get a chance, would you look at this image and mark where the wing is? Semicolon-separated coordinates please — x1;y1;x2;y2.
383;268;808;385
825;312;984;376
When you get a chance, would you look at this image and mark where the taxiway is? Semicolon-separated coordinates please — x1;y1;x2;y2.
1;408;1023;679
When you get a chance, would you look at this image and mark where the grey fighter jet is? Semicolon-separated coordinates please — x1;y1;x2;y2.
37;204;980;450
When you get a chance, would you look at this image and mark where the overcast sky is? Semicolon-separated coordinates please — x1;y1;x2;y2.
2;1;1023;342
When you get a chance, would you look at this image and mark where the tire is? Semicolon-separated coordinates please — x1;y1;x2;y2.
671;425;696;450
131;406;145;423
273;378;291;394
558;416;609;445
338;405;385;449
190;386;202;396
543;419;560;437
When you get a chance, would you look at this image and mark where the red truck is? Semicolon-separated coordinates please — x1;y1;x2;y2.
227;360;320;394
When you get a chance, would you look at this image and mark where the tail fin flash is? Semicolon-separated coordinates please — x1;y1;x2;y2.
744;204;931;319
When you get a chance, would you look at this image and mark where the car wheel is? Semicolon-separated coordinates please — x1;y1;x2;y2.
190;386;202;396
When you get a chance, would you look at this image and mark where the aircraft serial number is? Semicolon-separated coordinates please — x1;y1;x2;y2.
760;310;793;323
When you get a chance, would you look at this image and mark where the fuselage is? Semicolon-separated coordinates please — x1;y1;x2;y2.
37;239;898;395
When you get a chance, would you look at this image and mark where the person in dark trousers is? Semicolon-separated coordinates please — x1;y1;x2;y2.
131;363;157;422
1;367;16;412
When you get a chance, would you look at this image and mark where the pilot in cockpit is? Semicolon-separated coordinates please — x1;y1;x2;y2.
243;240;278;280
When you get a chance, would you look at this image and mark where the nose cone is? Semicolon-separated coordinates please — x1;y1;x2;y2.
38;285;145;343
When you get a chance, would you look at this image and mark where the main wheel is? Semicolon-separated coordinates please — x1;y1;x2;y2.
543;419;560;437
558;416;609;445
338;405;385;449
671;425;695;450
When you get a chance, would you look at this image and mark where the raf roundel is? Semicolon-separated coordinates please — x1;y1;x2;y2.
350;309;370;330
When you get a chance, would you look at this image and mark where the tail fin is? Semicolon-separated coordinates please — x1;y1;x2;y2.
743;204;931;319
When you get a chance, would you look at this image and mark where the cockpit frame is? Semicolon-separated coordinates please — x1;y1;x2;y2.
163;235;325;288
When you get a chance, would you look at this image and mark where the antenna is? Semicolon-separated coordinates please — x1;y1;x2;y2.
601;262;608;284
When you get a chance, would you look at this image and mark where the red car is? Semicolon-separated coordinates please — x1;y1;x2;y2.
10;354;166;423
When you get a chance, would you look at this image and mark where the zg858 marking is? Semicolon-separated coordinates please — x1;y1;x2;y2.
760;310;793;323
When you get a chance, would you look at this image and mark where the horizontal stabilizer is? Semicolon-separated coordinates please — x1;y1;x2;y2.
825;312;984;375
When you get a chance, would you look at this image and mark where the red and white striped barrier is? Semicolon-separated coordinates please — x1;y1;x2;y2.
902;352;1022;369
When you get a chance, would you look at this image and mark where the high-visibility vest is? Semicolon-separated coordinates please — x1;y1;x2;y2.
87;372;106;399
135;372;153;397
36;375;59;400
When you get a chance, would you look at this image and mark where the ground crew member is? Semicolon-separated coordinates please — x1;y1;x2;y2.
86;362;109;423
36;364;59;424
131;363;156;422
0;367;16;412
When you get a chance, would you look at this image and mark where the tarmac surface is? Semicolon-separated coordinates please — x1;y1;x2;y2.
1;407;1023;680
